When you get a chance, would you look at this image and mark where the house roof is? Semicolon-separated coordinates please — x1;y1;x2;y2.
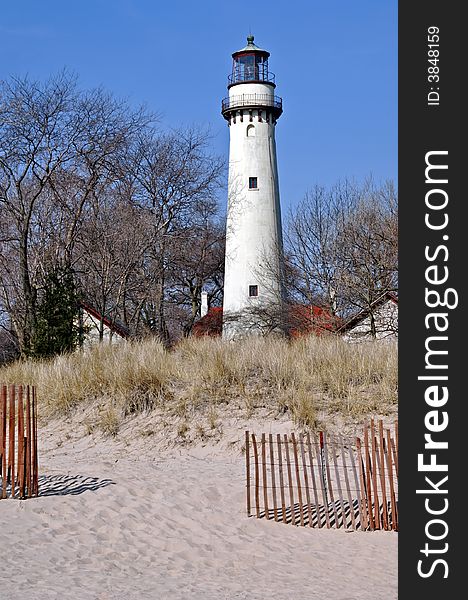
192;304;341;338
79;301;129;338
288;304;341;337
192;307;223;337
337;292;398;334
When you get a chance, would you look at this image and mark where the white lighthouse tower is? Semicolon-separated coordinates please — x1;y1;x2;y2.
221;35;285;338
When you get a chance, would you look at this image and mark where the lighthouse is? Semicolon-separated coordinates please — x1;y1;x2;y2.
221;35;285;338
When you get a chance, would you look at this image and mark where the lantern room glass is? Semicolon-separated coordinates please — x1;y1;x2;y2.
232;53;269;83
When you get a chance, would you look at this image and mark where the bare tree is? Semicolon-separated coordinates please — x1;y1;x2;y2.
0;72;151;354
286;179;398;336
337;181;398;334
126;128;225;343
0;73;78;352
166;218;225;336
74;196;150;340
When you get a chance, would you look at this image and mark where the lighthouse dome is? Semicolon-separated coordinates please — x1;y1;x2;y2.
233;35;270;57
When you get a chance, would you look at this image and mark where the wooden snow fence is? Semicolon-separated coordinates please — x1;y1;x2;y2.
0;384;39;499
245;420;398;531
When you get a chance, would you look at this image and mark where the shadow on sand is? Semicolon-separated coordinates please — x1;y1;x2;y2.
37;474;116;497
257;498;396;530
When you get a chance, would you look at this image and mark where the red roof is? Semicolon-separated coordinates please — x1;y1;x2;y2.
288;304;341;337
80;301;129;338
192;305;340;338
192;307;223;337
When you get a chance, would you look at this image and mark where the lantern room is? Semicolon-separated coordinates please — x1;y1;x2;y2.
228;35;276;87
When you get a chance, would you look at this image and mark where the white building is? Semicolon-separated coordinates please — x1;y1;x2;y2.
338;293;398;341
221;36;285;338
78;301;129;347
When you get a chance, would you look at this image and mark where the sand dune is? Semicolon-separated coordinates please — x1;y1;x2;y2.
0;421;397;600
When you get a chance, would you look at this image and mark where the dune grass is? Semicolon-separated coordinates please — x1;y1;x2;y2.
0;335;397;437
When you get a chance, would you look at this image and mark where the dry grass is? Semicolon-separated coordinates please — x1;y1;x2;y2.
0;335;397;437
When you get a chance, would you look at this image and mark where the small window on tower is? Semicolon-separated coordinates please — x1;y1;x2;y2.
249;177;258;189
249;285;258;297
246;124;255;137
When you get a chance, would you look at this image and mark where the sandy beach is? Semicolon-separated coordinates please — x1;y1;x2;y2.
0;414;397;600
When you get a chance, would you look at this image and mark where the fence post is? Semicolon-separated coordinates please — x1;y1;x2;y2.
306;433;321;528
0;386;6;499
32;386;39;497
26;386;32;498
17;385;25;499
245;431;251;517
277;433;287;523
386;428;398;531
8;385;15;498
299;434;313;527
269;433;278;521
330;436;346;529
370;420;380;529
323;433;339;529
291;433;304;527
283;434;295;525
314;433;331;528
378;421;389;530
339;435;356;530
363;425;375;530
356;437;371;530
261;433;269;519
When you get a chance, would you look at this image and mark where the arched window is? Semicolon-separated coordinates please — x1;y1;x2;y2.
246;124;255;137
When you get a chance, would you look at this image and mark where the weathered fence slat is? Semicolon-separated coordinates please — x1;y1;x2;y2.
378;421;389;530
363;426;375;530
323;433;339;528
34;386;39;496
340;435;356;530
348;440;365;531
330;435;346;529
306;433;321;528
291;433;304;527
299;434;313;527
8;385;16;498
31;386;38;496
17;385;25;499
374;440;384;529
245;431;251;516
277;433;287;523
392;421;399;479
386;428;398;531
313;433;331;528
26;386;32;497
1;386;6;499
261;433;269;519
252;433;260;518
0;386;4;477
369;420;380;529
356;437;371;530
284;434;295;525
269;434;278;521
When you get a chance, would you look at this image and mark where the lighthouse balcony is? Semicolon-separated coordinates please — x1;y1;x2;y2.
228;70;276;86
221;94;283;120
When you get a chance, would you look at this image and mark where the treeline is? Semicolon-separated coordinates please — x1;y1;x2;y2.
0;73;225;360
286;179;398;321
0;73;397;361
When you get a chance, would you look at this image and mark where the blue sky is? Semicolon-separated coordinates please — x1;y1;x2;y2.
1;0;397;214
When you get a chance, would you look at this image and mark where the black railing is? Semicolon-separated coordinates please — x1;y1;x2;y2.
221;94;283;113
228;70;276;85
